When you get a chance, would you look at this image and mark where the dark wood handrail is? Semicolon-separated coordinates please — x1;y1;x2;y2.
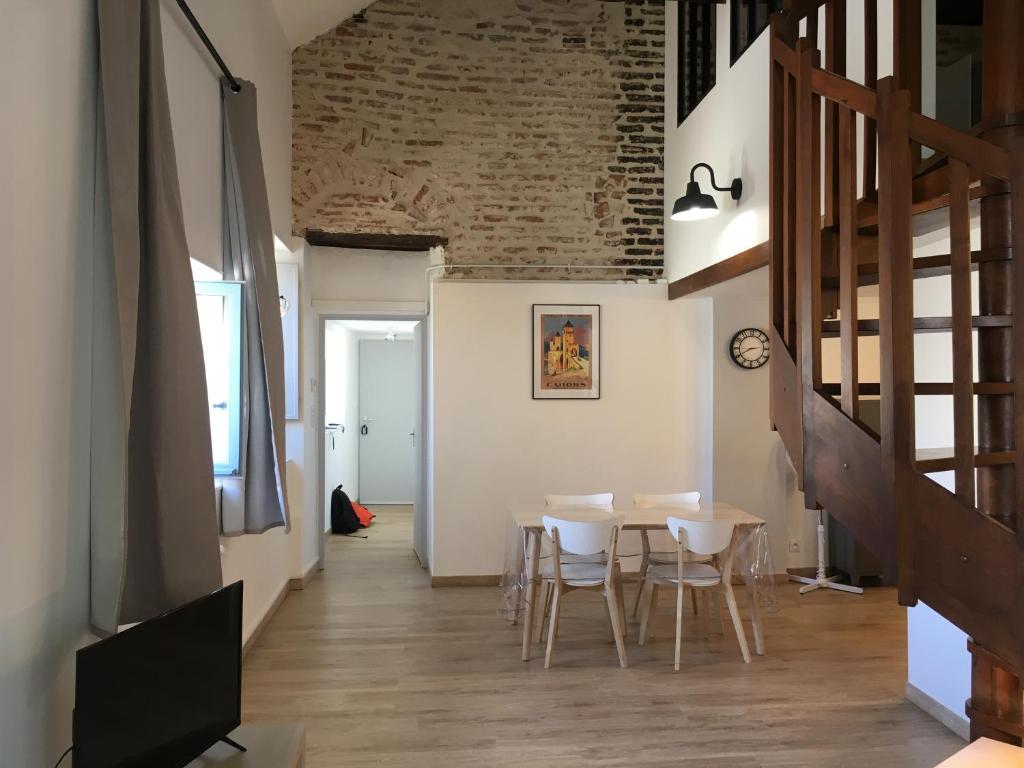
810;68;878;118
908;113;1013;181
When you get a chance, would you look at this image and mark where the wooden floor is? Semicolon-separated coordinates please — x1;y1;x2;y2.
242;507;964;767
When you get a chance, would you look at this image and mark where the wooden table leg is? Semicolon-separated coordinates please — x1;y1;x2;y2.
521;529;541;661
745;568;765;656
512;528;526;626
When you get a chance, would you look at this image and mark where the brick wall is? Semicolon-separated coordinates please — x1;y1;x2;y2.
291;0;664;277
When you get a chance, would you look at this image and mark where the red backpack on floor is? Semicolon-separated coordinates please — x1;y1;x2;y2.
352;501;375;528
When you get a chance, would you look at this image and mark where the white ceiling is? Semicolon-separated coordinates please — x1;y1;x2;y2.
272;0;373;50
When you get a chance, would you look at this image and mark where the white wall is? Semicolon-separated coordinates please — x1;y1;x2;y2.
1;3;97;763
664;1;770;281
430;281;714;577
711;288;811;571
663;0;895;282
310;246;433;311
162;0;293;271
324;322;361;526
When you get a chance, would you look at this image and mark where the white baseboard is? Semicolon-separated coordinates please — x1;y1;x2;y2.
288;557;320;590
242;579;289;659
906;682;970;741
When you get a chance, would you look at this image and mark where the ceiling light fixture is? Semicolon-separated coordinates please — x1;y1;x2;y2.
671;162;743;222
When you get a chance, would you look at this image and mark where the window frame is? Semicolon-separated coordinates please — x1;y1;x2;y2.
730;0;783;66
195;280;244;477
677;0;718;126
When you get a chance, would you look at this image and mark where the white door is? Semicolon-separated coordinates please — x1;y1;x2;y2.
412;321;429;566
359;339;416;504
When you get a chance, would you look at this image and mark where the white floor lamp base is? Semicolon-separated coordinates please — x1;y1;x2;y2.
790;513;864;596
789;572;864;595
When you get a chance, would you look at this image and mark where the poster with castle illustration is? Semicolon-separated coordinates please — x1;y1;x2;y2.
533;304;600;399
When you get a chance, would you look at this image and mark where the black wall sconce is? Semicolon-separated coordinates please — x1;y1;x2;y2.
670;163;743;222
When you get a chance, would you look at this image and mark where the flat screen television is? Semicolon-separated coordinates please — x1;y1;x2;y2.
73;581;244;768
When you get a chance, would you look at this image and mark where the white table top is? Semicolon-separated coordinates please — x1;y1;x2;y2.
935;737;1024;767
510;501;765;530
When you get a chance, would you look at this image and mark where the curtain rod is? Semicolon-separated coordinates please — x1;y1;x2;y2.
175;0;242;93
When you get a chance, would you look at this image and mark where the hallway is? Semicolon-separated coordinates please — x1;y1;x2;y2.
241;508;963;767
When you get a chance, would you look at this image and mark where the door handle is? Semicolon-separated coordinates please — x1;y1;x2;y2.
409;430;416;447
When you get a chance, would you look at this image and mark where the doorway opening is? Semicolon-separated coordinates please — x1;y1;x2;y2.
320;317;425;563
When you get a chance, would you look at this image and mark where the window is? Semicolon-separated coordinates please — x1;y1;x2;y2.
730;0;783;65
195;280;244;476
678;0;717;125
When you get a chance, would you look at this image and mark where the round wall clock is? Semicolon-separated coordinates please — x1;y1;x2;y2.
729;328;770;369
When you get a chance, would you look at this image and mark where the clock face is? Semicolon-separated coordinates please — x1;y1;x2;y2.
730;328;770;369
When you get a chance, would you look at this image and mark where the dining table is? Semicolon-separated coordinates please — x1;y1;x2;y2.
508;501;770;661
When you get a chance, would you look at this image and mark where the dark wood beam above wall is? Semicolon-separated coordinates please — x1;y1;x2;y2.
304;230;449;252
667;240;770;299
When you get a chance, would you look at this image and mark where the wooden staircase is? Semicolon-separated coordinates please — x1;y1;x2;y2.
769;0;1024;745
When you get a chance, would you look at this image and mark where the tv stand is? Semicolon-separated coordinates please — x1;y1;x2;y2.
219;735;248;753
187;724;304;767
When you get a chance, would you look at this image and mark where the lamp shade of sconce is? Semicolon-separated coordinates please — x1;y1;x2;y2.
671;162;742;222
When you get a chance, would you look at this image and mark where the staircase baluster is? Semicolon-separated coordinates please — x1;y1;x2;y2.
1011;146;1024;550
862;0;877;196
796;39;822;498
875;76;916;604
949;159;976;505
822;0;846;229
838;104;858;420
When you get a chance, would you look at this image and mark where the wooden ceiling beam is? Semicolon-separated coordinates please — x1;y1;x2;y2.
304;230;448;252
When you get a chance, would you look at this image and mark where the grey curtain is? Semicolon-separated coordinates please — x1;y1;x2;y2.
94;0;223;629
221;80;290;535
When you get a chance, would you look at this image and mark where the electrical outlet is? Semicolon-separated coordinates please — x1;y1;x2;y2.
789;539;801;554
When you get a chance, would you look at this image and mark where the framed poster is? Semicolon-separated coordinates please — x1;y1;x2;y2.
533;304;600;399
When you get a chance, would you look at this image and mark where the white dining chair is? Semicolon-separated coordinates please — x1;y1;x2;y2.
630;493;703;617
541;514;628;669
637;516;751;670
536;493;615;642
545;493;614;509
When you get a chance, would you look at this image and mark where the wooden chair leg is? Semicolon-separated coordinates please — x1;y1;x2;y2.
690;588;699;615
715;590;726;635
605;585;628;668
544;586;562;669
648;583;660;640
614;565;628;641
723;583;751;664
638;581;654;646
632;554;649;616
701;590;711;638
536;582;552;643
674;582;684;672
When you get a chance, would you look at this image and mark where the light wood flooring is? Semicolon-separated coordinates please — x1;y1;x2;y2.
242;506;965;767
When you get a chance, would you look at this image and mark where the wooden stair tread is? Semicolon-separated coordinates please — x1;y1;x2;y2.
820;382;1014;396
915;447;1016;473
821;316;1013;337
856;180;1007;234
821;248;1012;289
